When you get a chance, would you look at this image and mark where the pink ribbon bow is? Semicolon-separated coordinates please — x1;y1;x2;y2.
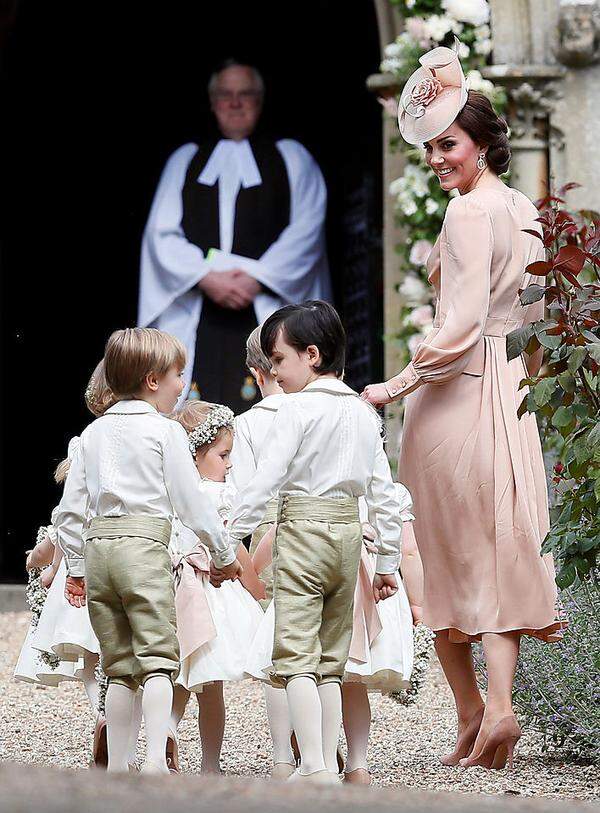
348;548;383;664
171;545;217;661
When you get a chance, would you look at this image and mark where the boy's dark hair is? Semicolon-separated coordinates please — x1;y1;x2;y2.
260;301;346;376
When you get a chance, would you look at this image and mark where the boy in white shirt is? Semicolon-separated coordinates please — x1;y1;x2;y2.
56;328;241;774
227;302;401;783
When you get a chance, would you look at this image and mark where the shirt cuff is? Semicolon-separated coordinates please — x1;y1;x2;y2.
66;558;86;578
376;553;401;575
210;545;237;569
385;362;423;399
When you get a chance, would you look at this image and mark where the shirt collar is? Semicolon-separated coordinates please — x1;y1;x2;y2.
300;378;360;397
251;393;286;412
197;139;262;189
104;399;159;415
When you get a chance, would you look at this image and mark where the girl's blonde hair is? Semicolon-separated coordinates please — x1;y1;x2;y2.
85;359;117;417
245;324;272;375
54;437;81;484
171;400;234;456
104;327;186;399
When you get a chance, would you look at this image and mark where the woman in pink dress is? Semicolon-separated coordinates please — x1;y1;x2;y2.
362;45;562;770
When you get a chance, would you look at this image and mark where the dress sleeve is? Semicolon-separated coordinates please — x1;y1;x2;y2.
386;197;493;398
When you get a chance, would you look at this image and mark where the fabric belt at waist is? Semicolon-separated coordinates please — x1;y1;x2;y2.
277;495;359;524
84;515;172;546
432;316;522;339
261;499;279;525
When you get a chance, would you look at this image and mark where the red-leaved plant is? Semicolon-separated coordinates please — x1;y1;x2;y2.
506;183;600;588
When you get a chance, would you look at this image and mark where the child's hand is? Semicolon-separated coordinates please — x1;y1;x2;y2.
65;576;86;607
209;562;227;588
219;558;243;582
410;604;424;626
41;566;56;589
373;573;398;603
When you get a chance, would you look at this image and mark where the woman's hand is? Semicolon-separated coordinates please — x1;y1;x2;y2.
361;383;393;408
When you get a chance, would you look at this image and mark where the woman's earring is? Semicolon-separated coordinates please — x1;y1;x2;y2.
477;153;487;170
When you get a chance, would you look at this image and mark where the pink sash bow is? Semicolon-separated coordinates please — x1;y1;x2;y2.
348;549;383;664
171;545;217;661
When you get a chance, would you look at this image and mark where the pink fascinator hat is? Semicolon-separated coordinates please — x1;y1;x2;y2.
398;42;468;145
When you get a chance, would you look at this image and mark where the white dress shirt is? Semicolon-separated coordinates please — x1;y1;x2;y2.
55;400;236;577
229;393;287;491
227;379;402;574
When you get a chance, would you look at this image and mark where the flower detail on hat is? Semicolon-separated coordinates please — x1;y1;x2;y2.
403;76;443;118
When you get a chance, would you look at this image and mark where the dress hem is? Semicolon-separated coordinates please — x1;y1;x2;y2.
432;620;566;644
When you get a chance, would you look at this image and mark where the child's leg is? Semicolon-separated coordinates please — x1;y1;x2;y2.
286;675;327;775
196;681;225;774
170;684;190;733
105;680;136;773
264;683;294;766
127;689;143;766
341;682;371;772
317;680;343;774
142;673;173;772
81;652;100;712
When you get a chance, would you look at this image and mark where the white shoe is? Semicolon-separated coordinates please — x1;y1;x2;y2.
271;762;296;780
140;760;169;775
288;769;339;784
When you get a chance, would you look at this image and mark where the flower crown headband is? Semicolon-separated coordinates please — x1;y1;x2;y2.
188;404;234;457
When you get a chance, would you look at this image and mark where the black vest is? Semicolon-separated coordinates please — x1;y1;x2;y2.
181;135;291;256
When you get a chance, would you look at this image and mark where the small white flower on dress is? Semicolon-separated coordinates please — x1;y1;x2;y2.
441;0;490;27
409;239;434;267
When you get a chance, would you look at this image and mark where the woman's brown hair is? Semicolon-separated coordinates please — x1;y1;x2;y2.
456;91;511;176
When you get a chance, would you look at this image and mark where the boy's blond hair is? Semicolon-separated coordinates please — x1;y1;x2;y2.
245;324;272;375
171;400;234;456
85;359;117;417
104;328;186;399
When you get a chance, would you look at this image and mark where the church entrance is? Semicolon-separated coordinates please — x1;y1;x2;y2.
0;0;384;580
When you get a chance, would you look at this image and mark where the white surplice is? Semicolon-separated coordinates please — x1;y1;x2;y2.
138;138;331;393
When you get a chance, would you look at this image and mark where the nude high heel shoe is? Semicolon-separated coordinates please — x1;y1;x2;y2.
459;715;521;770
440;707;484;766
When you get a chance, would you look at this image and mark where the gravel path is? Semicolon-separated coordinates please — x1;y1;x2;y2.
1;611;598;801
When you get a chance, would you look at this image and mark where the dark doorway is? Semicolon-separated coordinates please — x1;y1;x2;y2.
0;1;383;580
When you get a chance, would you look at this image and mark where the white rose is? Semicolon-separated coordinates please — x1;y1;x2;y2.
381;57;402;74
399;196;418;217
407;304;434;327
474;24;491;39
458;42;470;59
474;38;493;56
384;42;403;58
466;69;495;96
399;274;429;306
424;14;455;43
406;0;416;8
409;239;433;266
425;198;440;215
389;177;406;197
441;0;490;27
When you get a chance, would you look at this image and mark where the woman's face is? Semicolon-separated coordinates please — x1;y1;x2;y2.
424;122;486;194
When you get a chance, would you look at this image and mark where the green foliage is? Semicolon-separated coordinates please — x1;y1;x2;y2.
506;184;600;585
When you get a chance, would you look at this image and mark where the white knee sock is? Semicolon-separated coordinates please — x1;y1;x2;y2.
285;676;326;775
127;689;143;766
317;681;342;773
264;684;294;766
342;683;371;772
81;653;100;713
105;682;136;772
142;674;173;771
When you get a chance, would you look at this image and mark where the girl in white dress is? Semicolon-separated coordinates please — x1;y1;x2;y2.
341;483;423;785
169;400;264;774
14;522;80;686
